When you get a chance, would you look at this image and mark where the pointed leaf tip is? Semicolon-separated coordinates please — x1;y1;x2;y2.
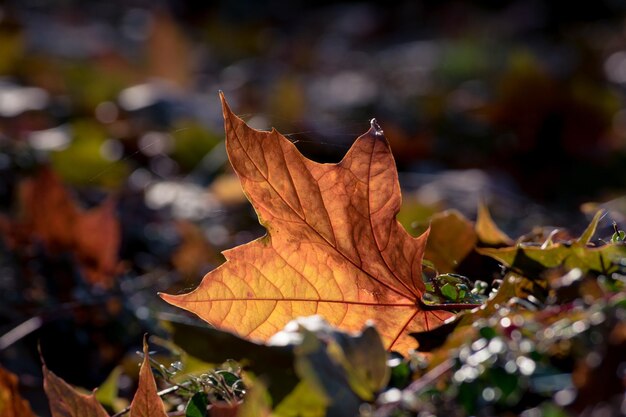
219;91;230;114
577;209;606;246
476;202;513;246
43;363;109;417
369;118;384;136
129;336;168;417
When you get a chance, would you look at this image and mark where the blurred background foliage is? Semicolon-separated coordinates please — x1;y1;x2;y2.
1;0;626;415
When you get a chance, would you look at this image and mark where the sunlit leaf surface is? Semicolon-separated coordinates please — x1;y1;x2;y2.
161;93;453;352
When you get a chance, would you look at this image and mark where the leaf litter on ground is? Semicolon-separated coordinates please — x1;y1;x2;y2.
2;93;625;417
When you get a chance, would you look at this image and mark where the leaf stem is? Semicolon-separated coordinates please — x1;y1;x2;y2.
418;299;482;311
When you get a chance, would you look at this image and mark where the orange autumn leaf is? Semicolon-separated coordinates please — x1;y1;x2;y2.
161;93;453;353
43;363;109;417
0;366;36;417
8;167;120;288
129;339;168;417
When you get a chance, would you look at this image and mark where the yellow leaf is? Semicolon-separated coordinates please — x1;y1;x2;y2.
475;202;513;246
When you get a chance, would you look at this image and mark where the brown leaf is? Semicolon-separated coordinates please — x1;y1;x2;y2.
161;93;453;353
43;363;109;417
424;210;477;273
129;338;168;417
0;366;37;417
6;167;120;288
74;197;121;287
19;166;78;251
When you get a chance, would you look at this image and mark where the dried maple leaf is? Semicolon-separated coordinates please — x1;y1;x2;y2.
0;366;36;417
129;339;168;417
42;339;171;417
43;362;109;417
161;93;453;352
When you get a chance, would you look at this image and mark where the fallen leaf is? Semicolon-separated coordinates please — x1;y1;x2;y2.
18;165;78;250
129;338;168;417
186;392;209;417
95;366;127;412
74;197;121;287
161;93;453;353
271;316;387;417
479;211;625;275
164;314;297;403
0;366;36;417
6;166;120;288
43;362;109;417
235;380;271;417
423;210;476;273
475;202;513;246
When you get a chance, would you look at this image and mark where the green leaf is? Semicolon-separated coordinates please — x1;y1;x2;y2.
185;392;208;417
329;324;389;400
290;329;361;416
273;380;327;417
214;370;241;388
388;360;411;388
478;210;625;276
95;366;121;410
165;314;388;416
612;230;626;243
272;316;388;415
478;243;626;276
441;283;458;300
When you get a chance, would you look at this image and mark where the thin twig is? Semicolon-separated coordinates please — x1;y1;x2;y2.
419;299;482;311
